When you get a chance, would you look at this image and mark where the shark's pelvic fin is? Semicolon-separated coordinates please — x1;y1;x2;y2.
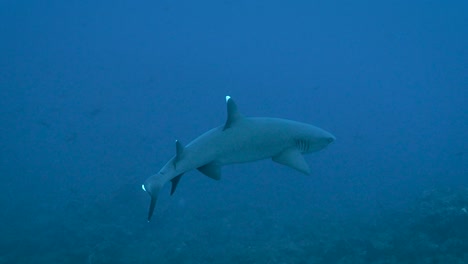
170;173;184;195
197;161;222;180
174;140;184;168
272;148;311;175
223;96;243;130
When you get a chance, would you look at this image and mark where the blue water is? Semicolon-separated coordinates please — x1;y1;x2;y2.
1;1;467;263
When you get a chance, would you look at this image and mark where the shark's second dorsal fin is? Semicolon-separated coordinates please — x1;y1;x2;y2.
173;140;184;168
223;96;243;130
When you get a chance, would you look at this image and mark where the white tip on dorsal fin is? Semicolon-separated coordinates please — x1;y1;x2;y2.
174;140;184;168
223;95;243;130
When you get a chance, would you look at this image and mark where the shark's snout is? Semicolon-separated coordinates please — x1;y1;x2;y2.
316;131;335;151
320;128;335;144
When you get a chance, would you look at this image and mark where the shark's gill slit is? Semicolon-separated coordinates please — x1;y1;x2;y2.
295;139;310;152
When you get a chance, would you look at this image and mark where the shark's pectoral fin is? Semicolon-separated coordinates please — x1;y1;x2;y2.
197;162;222;180
272;148;311;175
170;173;184;195
223;96;243;130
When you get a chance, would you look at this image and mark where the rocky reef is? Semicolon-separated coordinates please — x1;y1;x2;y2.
2;187;467;263
315;187;468;263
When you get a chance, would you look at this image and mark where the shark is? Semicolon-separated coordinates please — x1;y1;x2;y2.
142;96;335;221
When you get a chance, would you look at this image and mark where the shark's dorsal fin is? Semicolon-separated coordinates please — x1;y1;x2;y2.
197;161;222;180
223;96;243;130
272;148;311;175
170;173;184;195
174;140;184;168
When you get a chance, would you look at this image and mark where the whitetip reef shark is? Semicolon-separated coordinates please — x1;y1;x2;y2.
142;96;335;221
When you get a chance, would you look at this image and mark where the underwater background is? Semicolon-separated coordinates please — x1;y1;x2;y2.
1;0;467;263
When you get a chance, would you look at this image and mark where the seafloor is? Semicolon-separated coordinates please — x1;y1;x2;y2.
2;186;467;264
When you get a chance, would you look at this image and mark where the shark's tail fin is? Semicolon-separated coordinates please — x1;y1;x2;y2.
143;172;184;222
142;177;162;222
147;194;157;222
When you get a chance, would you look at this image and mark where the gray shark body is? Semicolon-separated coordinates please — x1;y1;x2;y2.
142;96;335;221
